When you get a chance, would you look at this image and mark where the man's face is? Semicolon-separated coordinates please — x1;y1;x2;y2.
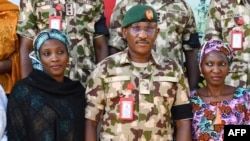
122;22;159;60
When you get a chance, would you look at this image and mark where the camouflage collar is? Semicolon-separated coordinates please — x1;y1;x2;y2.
119;48;162;66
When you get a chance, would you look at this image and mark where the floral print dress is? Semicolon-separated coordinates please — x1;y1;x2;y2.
190;88;250;141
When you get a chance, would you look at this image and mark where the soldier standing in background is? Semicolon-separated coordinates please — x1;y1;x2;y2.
204;0;250;88
85;5;192;141
108;0;201;91
17;0;109;87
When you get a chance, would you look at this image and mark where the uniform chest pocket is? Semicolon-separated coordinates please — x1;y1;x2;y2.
104;76;130;107
152;76;178;107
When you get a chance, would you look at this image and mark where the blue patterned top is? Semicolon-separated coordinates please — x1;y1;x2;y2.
190;88;250;141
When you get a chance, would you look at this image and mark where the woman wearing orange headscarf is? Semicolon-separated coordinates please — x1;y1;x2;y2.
0;0;21;94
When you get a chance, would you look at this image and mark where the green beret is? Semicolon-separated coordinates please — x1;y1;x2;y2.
122;5;158;27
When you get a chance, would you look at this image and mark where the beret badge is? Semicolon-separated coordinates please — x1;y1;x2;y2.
122;5;157;27
145;9;154;20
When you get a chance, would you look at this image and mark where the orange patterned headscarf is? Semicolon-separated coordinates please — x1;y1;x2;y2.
0;0;20;94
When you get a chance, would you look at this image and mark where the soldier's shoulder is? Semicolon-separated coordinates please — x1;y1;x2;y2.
152;52;180;69
98;51;125;65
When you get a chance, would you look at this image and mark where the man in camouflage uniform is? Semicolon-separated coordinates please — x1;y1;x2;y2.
108;0;201;91
85;5;192;141
204;0;250;88
17;0;109;87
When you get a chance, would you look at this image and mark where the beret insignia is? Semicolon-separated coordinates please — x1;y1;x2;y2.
145;9;153;20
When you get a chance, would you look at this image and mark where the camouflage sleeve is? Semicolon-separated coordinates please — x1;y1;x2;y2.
108;1;127;50
182;2;200;50
85;63;106;121
171;61;192;120
171;62;192;120
204;0;223;41
173;62;191;106
16;0;37;39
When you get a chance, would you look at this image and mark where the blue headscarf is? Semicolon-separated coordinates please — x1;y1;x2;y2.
29;29;70;71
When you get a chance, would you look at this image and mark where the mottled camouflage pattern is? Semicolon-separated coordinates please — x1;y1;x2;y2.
204;0;250;88
108;0;197;66
85;49;191;141
17;0;104;86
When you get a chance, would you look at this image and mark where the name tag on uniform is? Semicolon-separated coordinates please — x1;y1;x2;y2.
120;97;134;120
231;29;244;50
49;16;62;30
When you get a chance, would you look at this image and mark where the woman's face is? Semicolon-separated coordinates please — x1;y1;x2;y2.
201;51;229;86
40;39;69;82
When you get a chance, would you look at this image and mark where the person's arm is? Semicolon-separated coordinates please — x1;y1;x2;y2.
171;61;193;140
204;0;222;41
94;14;109;63
7;84;27;141
184;48;200;90
19;35;33;78
182;3;201;90
0;60;11;74
94;36;109;63
85;119;98;141
175;119;192;141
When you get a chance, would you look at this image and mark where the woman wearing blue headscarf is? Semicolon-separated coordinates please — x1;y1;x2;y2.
7;29;85;141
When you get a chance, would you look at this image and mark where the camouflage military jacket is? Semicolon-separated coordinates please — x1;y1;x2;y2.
17;0;103;84
85;49;191;140
204;0;250;88
108;0;198;66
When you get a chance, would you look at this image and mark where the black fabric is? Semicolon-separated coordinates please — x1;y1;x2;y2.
182;32;201;48
171;103;193;120
7;70;85;141
94;15;109;35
